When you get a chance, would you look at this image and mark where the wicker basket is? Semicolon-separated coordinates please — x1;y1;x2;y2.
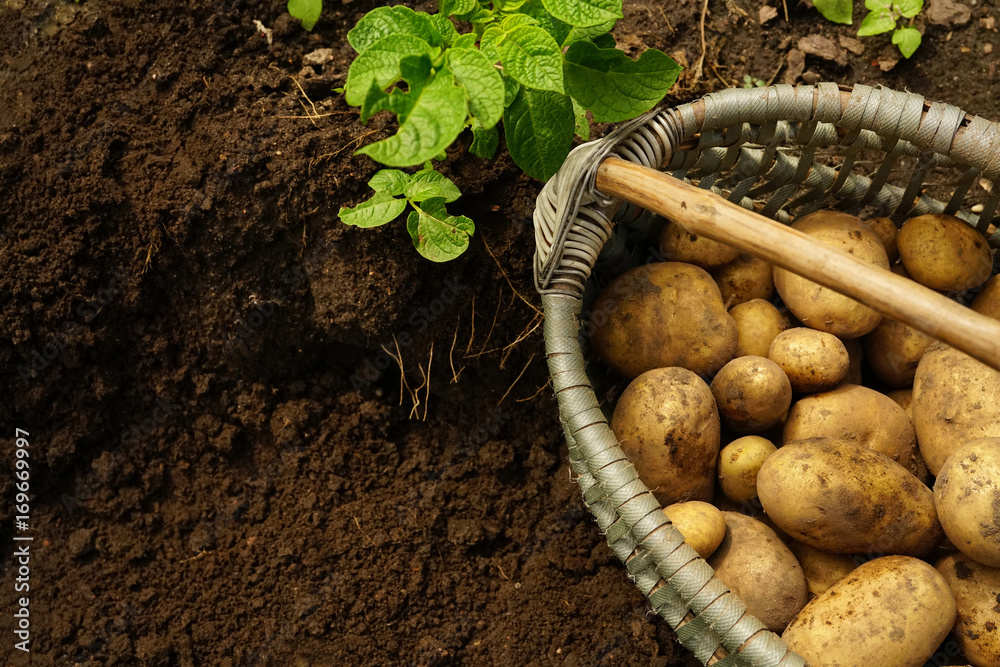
532;83;1000;666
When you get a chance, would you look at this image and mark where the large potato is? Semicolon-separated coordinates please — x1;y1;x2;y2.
717;435;777;503
710;356;792;433
782;384;927;480
863;317;935;388
972;274;1000;320
711;253;775;308
662;501;727;559
782;556;957;667
898;213;993;291
610;367;720;505
768;327;849;394
729;299;787;358
888;388;914;422
788;540;858;598
757;438;942;555
590;262;737;378
934;439;1000;567
707;511;808;632
863;215;900;263
657;220;739;269
773;210;889;337
935;552;1000;667
913;344;1000;475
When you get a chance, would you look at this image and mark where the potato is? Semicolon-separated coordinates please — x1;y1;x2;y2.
934;438;1000;567
863;317;935;388
729;299;787;358
707;511;808;632
661;501;726;559
935;552;1000;667
888;388;913;422
718;435;777;503
773;210;889;337
840;335;864;386
913;344;1000;475
782;384;927;480
782;556;956;667
710;357;792;433
757;437;942;555
972;274;1000;320
898;214;993;291
864;215;900;263
610;367;720;505
590;262;737;378
711;253;775;308
788;540;858;598
657;220;739;269
768;327;849;393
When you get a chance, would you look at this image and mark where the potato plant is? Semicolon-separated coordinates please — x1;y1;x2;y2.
814;0;924;58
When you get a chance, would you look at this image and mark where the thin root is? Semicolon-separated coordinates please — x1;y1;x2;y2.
481;233;541;315
497;353;536;407
516;378;551;403
449;318;464;384
693;0;709;83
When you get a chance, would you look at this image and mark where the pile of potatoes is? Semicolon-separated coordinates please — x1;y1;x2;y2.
591;210;1000;667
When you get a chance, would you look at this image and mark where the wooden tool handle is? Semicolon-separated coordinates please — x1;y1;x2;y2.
595;157;1000;371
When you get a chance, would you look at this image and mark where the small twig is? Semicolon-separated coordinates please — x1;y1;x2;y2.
481;233;542;315
277;112;353;120
499;313;543;368
693;0;710;82
465;294;477;356
709;63;732;88
423;342;433;421
497;353;536;407
781;0;788;22
449;319;464;384
477;290;503;357
180;550;208;563
289;75;321;126
516;378;551;403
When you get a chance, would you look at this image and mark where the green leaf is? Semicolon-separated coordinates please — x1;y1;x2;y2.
339;191;407;228
407;198;475;262
503;76;520;106
563;42;680;123
368;169;411;196
503;87;574;181
405;169;462;202
347;6;442;53
496;0;528;10
896;0;923;18
501;14;539;30
428;13;460;45
440;0;478;16
814;0;853;24
287;0;322;31
497;26;564;92
864;0;892;10
541;0;622;28
572;99;590;140
591;33;616;48
470;121;500;158
520;0;572;45
357;65;468;167
452;33;477;49
446;48;505;129
480;26;504;63
564;18;618;45
344;34;435;107
893;26;922;57
858;9;896;35
462;7;495;23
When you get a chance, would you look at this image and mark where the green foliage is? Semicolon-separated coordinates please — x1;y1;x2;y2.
337;0;680;261
813;0;853;25
288;0;322;30
742;75;766;88
815;0;924;59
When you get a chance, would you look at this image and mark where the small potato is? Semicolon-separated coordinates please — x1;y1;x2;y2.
935;552;1000;667
972;274;1000;320
758;437;942;555
590;262;737;378
657;220;739;269
840;335;864;386
611;367;720;505
898;214;993;291
864;215;900;263
774;210;889;337
711;253;775;308
661;501;726;559
729;299;788;357
718;435;777;503
913;344;1000;475
788;541;858;598
863;317;935;388
782;556;957;667
768;327;849;394
888;388;914;421
934;439;1000;567
782;384;926;480
707;511;808;632
710;357;792;433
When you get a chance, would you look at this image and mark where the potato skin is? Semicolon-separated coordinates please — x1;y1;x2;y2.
863;317;935;388
662;501;726;559
934;439;1000;568
773;211;889;337
718;435;777;503
898;214;993;291
610;367;720;506
935;552;1000;667
757;437;942;555
711;253;775;308
710;356;792;434
840;335;864;386
658;220;739;269
913;344;1000;475
707;512;808;632
768;327;849;394
782;556;957;667
788;541;858;598
864;215;900;263
782;384;927;480
972;274;1000;321
729;299;787;358
590;262;737;378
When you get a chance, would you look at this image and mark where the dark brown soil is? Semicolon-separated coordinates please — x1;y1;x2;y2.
0;0;996;664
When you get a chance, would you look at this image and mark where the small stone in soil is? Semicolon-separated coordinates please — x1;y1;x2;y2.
925;0;973;27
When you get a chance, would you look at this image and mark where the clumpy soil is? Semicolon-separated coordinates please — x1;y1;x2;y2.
0;0;997;664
